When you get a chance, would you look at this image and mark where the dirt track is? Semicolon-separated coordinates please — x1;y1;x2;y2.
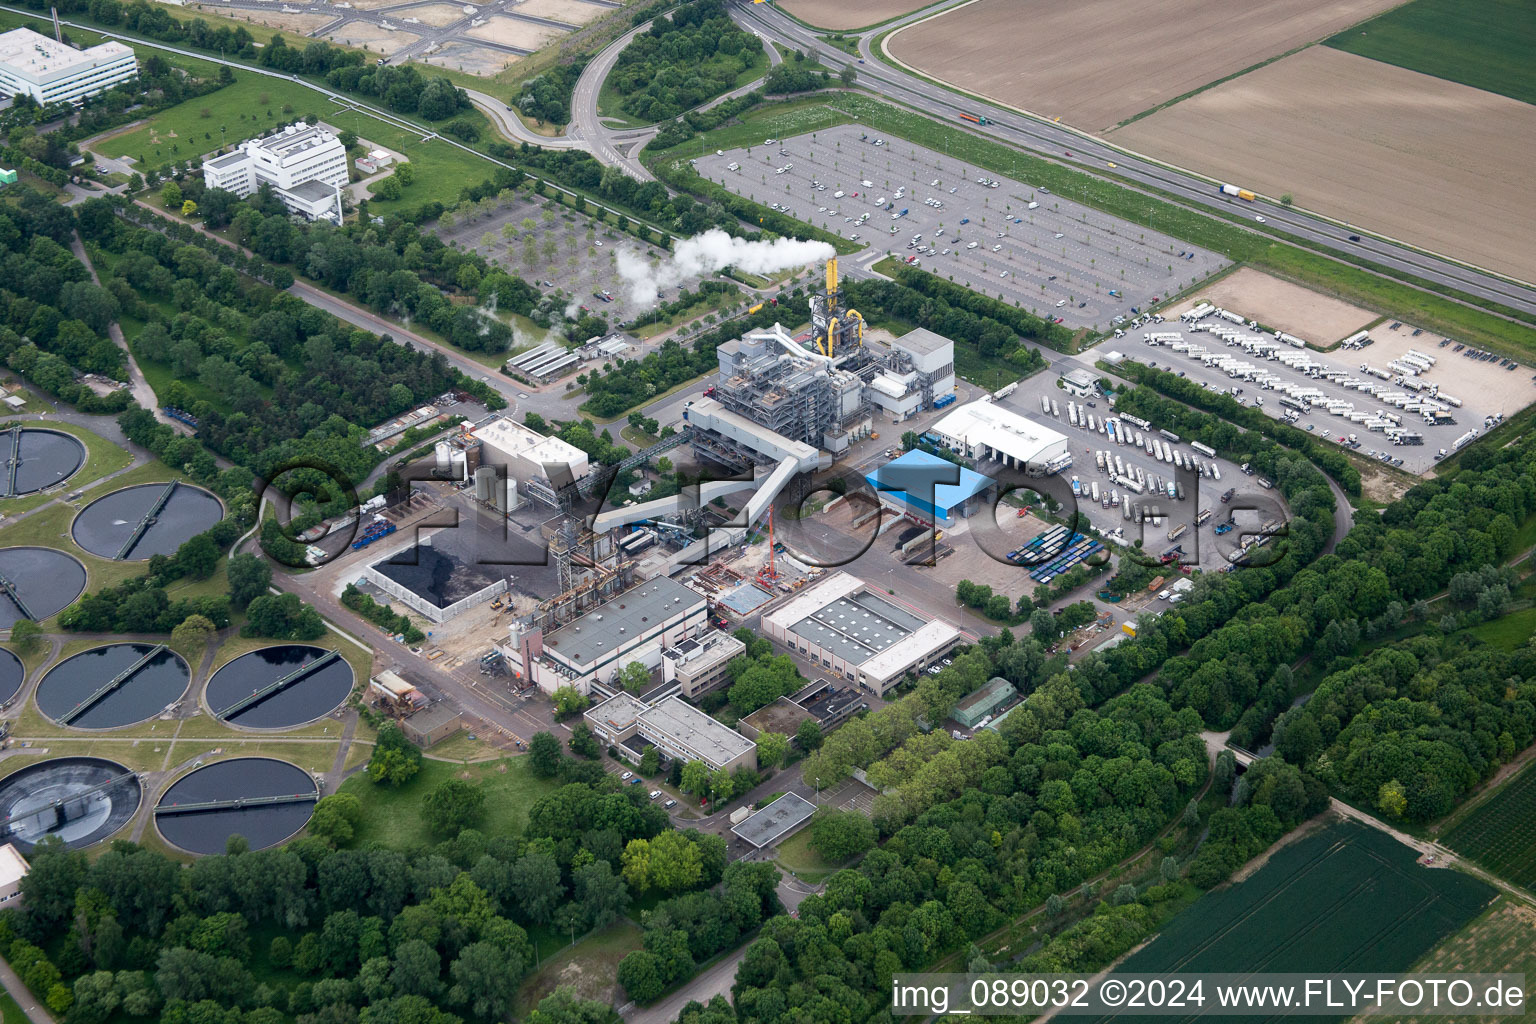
885;0;1402;131
1112;47;1536;283
776;0;933;31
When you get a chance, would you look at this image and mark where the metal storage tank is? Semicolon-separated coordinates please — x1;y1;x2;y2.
450;450;468;480
435;442;451;475
474;467;495;501
504;479;519;511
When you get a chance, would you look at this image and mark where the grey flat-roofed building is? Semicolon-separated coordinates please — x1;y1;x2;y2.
732;792;816;848
953;676;1016;729
638;696;756;773
788;591;926;666
537;576;708;693
584;692;649;744
661;631;744;698
763;572;963;696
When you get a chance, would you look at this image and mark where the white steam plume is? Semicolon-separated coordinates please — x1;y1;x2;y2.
617;228;835;306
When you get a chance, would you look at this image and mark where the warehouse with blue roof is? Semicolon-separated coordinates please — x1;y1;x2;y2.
865;450;997;525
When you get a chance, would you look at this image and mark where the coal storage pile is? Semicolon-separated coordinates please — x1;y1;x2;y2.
71;481;224;560
155;758;318;854
0;757;141;851
0;547;87;628
37;643;190;728
0;427;86;497
205;645;354;729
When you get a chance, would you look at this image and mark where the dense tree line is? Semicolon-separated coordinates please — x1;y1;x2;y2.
515;57;591;127
82;201;485;483
626;281;739;330
1274;632;1536;823
1113;363;1363;493
608;0;763;123
880;265;1077;352
9;0;258;60
844;276;1049;370
0;187;130;409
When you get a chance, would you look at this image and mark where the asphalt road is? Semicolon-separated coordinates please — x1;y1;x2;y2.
727;0;1536;319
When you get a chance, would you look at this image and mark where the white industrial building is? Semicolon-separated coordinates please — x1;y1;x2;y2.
930;400;1073;477
470;416;591;507
0;28;136;105
761;572;963;696
201;124;349;223
865;328;957;422
585;692;756;773
498;575;709;695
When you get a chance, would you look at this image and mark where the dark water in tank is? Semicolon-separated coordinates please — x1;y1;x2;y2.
0;757;141;851
0;547;87;628
205;645;354;729
71;483;225;560
36;643;191;728
156;757;316;854
1;429;86;497
0;648;22;706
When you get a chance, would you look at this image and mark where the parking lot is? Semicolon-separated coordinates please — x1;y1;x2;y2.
1108;303;1518;475
992;370;1290;575
435;195;715;331
692;122;1228;330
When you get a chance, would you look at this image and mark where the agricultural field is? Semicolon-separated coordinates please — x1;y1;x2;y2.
775;0;936;31
1111;47;1536;282
1353;897;1536;1024
1081;822;1493;1023
1441;761;1536;889
884;0;1403;130
1325;0;1536;106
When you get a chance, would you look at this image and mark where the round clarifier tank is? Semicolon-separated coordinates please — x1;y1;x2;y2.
0;547;87;629
0;428;86;497
155;757;318;854
205;645;354;729
71;482;224;560
0;648;22;706
0;757;141;851
36;643;191;729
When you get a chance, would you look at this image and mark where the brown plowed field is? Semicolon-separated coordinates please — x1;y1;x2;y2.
885;0;1403;130
776;0;935;31
1113;47;1536;282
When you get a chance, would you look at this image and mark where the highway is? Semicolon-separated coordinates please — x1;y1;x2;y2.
720;0;1536;321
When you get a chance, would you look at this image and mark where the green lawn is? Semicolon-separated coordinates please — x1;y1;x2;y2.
1465;605;1536;651
336;755;560;850
327;109;496;215
774;826;845;883
1325;0;1536;105
0;991;25;1024
91;77;340;174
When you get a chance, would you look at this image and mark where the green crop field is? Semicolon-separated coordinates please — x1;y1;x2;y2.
1442;761;1536;889
1368;896;1536;1024
1324;0;1536;106
1080;823;1493;1024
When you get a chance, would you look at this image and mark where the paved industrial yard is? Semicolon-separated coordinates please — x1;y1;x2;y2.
1103;304;1516;475
693;123;1228;330
992;372;1286;574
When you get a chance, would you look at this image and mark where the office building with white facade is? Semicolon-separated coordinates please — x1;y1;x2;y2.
0;28;136;105
202;123;348;223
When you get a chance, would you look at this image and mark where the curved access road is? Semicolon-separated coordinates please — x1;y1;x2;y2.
730;0;1536;321
464;87;590;151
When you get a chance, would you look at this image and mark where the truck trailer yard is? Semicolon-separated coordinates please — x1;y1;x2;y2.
693;123;1227;330
1105;306;1529;475
990;371;1282;574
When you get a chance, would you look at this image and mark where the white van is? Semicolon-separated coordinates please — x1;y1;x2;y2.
1027;201;1039;210
875;197;887;206
861;179;873;187
727;162;740;171
833;190;845;198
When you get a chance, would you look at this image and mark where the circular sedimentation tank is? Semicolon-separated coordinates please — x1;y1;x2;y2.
36;643;191;729
0;547;87;629
0;427;86;497
71;482;224;560
205;645;353;729
0;648;22;706
155;757;317;854
0;757;141;851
